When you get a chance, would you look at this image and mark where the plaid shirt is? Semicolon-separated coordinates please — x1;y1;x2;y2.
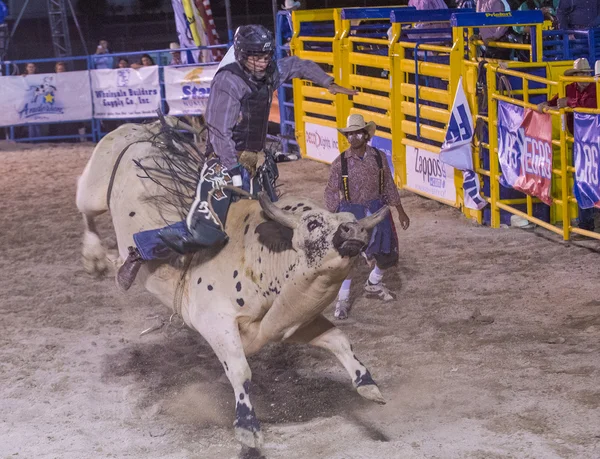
324;145;402;212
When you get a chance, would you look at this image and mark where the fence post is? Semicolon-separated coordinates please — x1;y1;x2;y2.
486;64;500;228
390;22;406;190
558;80;570;240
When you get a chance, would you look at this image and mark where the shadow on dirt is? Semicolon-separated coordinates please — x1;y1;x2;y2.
102;329;374;425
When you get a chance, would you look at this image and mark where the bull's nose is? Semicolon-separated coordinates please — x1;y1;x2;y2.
333;222;369;257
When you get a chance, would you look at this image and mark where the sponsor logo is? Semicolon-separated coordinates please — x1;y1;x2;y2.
19;76;64;119
180;67;211;106
306;130;338;151
414;148;447;189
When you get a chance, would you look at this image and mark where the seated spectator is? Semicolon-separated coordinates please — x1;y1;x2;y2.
117;58;129;68
55;61;66;73
537;58;597;231
169;42;182;65
556;0;600;29
93;40;114;69
514;0;559;34
22;62;37;76
131;54;155;69
472;0;513;60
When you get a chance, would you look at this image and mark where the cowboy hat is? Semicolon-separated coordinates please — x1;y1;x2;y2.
596;59;600;77
282;0;301;11
169;42;180;51
564;58;594;76
338;114;377;138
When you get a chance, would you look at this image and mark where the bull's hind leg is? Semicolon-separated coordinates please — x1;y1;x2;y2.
189;306;263;448
285;315;386;404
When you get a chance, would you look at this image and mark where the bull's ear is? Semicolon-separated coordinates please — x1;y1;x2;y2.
359;206;390;230
259;193;299;229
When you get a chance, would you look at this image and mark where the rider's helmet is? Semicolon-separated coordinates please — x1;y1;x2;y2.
233;25;276;80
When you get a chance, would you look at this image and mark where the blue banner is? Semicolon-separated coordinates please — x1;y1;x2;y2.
573;113;600;209
370;136;394;174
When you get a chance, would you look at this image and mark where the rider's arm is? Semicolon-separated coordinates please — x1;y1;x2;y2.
277;55;334;88
205;72;247;171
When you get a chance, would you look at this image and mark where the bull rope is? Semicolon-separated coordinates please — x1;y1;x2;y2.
106;140;152;209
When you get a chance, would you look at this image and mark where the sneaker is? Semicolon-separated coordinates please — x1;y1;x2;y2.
334;298;351;320
364;280;395;302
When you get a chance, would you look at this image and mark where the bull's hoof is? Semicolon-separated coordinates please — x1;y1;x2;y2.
357;384;386;405
235;426;264;449
82;254;108;277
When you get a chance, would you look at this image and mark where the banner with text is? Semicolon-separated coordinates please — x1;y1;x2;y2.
573;113;600;209
370;136;394;174
304;123;340;164
91;67;161;119
0;71;92;127
497;101;553;205
406;145;457;204
164;65;217;116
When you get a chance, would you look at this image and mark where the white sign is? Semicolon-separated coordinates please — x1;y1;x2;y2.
165;65;218;116
91;66;161;119
405;145;457;203
0;71;92;127
305;122;340;164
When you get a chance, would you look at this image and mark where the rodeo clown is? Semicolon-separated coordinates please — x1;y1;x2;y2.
324;114;410;319
117;24;357;291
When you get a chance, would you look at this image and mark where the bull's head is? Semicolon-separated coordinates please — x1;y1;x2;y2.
259;194;389;265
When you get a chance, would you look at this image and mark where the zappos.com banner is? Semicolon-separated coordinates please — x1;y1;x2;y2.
0;71;92;127
90;66;161;119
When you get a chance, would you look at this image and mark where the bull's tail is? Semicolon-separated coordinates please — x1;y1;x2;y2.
81;214;111;278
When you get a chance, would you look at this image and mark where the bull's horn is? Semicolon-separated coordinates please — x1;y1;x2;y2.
259;193;299;229
359;206;390;230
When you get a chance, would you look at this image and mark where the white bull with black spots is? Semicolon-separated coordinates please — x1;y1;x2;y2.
76;118;389;449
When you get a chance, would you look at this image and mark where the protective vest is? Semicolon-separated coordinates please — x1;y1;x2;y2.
217;62;274;152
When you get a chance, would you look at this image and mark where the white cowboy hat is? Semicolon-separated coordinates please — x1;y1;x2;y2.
169;42;180;51
564;58;593;76
595;59;600;77
337;114;377;137
282;0;301;11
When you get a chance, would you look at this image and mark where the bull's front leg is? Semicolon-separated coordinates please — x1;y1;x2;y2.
285;315;386;404
188;307;262;448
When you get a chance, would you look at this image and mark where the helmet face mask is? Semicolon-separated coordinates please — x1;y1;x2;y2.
234;25;276;80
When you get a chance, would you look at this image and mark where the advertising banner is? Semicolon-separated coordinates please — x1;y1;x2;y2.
304;123;341;164
405;145;456;203
497;101;553;205
164;65;217;116
0;71;92;127
91;67;161;119
370;135;394;174
573;113;600;209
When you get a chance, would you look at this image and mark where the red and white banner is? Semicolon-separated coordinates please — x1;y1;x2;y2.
497;101;553;205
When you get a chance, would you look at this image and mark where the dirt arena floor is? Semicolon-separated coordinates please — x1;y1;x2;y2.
1;141;600;459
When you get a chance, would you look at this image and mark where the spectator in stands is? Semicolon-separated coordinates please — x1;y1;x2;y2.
472;0;513;59
22;62;36;76
169;42;182;65
537;58;598;231
117;58;129;68
93;40;114;69
131;54;155;69
54;61;66;73
514;0;559;34
324;114;410;320
457;0;477;8
556;0;600;29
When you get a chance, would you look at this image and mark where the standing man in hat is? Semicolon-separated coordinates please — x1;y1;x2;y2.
117;24;357;291
538;57;598;232
324;114;410;319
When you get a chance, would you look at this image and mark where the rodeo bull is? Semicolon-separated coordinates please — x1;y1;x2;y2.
75;117;389;449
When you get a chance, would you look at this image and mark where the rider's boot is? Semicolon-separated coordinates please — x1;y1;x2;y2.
116;246;144;292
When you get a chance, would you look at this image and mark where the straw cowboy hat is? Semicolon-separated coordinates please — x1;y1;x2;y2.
338;114;377;137
282;0;301;11
564;58;594;76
